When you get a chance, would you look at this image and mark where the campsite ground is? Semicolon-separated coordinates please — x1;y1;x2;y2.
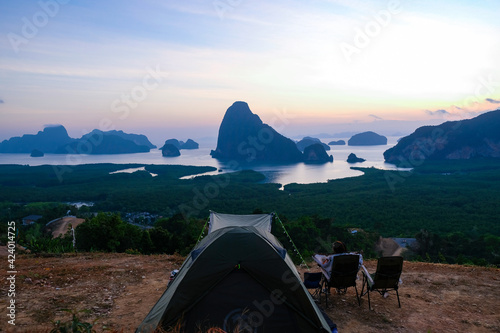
1;251;499;333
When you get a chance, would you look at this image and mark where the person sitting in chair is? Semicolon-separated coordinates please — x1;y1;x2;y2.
331;240;363;268
332;240;347;254
314;241;363;279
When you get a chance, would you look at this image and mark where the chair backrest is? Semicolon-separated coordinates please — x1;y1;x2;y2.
372;256;403;290
303;272;322;289
328;254;360;289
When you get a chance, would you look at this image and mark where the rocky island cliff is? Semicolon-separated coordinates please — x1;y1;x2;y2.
210;102;305;163
0;125;73;153
296;137;330;152
0;126;154;155
211;102;332;163
384;109;500;165
348;131;387;146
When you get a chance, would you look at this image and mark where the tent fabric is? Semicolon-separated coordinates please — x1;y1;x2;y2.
183;269;300;332
136;218;332;333
208;211;273;234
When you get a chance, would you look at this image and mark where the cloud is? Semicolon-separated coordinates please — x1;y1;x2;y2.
486;98;500;104
425;109;450;116
369;114;383;120
0;99;4;104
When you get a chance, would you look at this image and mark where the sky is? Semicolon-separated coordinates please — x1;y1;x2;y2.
1;0;500;145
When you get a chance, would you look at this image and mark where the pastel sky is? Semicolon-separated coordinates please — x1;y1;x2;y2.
1;0;500;144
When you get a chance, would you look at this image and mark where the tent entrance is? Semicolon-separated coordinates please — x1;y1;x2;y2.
183;269;299;333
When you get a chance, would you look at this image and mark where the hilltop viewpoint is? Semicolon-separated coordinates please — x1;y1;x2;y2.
1;251;498;333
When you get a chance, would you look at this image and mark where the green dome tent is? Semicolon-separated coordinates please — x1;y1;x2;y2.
136;212;333;333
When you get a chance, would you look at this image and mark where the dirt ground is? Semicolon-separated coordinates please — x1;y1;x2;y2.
45;217;86;238
374;237;402;257
1;252;499;333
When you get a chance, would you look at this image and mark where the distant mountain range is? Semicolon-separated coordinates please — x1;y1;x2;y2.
0;125;156;155
384;109;500;164
0;125;73;153
298;132;386;149
7;108;497;162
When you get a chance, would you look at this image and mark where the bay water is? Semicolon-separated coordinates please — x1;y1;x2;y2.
0;137;406;186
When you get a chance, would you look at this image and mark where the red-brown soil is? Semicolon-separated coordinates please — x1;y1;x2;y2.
1;252;499;333
45;217;86;238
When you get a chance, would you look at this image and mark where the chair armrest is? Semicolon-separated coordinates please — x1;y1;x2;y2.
361;265;374;286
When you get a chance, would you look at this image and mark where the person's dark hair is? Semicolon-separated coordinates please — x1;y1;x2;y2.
332;241;347;254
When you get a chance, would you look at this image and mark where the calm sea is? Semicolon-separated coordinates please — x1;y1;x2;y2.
0;137;406;186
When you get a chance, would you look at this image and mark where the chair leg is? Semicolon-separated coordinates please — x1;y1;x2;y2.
367;289;371;310
319;277;328;308
396;288;401;308
325;284;329;309
318;284;323;305
354;285;360;306
311;286;320;301
322;278;330;309
360;274;368;307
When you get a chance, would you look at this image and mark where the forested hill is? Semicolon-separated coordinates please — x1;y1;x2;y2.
384;109;500;164
1;160;500;265
1;162;499;237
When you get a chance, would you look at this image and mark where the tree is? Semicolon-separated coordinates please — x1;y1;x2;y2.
155;214;203;254
140;230;154;254
76;213;133;252
149;227;172;253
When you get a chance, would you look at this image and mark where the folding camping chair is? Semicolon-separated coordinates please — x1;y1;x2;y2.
361;256;403;309
313;254;361;308
303;271;323;301
326;254;361;307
